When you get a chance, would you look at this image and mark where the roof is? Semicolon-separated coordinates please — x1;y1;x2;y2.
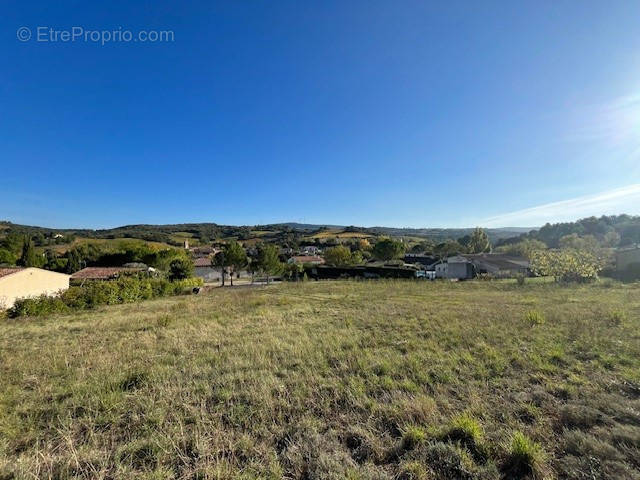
70;267;143;280
289;255;325;264
194;257;213;267
463;253;529;270
190;246;216;254
0;267;70;280
0;268;24;279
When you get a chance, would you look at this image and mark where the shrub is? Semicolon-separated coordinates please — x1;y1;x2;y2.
9;295;68;318
8;276;204;318
168;257;194;281
60;287;88;309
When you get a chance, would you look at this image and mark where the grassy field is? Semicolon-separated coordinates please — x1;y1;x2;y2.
44;237;175;254
1;280;639;479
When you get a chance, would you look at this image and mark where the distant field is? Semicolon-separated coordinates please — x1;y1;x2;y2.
306;229;374;240
1;281;639;479
44;237;175;253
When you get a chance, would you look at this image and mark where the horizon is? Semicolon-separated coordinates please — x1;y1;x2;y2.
3;2;640;227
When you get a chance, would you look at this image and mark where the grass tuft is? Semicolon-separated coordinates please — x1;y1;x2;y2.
401;425;427;451
503;431;546;479
525;310;545;326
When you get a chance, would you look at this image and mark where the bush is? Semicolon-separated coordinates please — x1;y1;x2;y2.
168;257;194;281
9;295;68;318
8;276;204;318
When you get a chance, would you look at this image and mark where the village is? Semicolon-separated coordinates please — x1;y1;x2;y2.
2;222;639;311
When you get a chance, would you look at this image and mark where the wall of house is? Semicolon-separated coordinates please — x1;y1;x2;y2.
0;268;70;309
446;262;472;279
194;266;222;282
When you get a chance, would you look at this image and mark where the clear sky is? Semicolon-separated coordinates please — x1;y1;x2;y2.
2;1;640;229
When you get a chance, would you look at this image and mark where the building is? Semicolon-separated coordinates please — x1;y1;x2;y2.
463;253;530;277
300;246;321;255
193;256;221;282
0;267;70;310
404;254;438;269
288;255;325;265
432;253;530;280
70;267;147;285
434;256;474;279
616;246;640;271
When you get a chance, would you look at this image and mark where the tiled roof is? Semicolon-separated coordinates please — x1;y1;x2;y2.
194;257;213;267
70;267;143;280
0;268;23;279
290;255;325;264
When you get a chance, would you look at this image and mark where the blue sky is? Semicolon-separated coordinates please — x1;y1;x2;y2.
2;1;640;229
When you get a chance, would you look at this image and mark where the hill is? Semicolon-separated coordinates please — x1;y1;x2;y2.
0;220;534;246
1;280;638;478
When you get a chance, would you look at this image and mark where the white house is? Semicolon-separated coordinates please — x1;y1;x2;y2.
434;256;474;279
0;268;70;310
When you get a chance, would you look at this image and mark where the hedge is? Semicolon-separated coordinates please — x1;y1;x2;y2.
8;276;203;318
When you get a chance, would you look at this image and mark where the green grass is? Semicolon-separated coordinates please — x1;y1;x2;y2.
1;280;639;479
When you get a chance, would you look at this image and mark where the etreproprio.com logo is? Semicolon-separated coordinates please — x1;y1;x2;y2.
17;26;174;45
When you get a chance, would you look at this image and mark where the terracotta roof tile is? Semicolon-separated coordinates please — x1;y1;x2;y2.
70;267;143;280
0;268;23;279
194;257;213;267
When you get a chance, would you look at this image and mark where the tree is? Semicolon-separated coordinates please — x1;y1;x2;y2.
410;240;435;254
530;249;605;283
433;240;465;259
224;241;248;286
213;251;227;286
283;262;304;281
559;233;599;252
65;248;83;274
324;245;355;266
0;248;17;266
256;244;282;284
356;239;372;252
372;238;405;261
168;257;194;280
1;232;24;257
603;230;620;248
467;227;491;254
495;239;546;259
18;236;39;267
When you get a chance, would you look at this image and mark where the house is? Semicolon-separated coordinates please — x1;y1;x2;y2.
434;255;474;279
300;246;321;255
0;267;70;310
190;245;218;256
70;266;147;285
288;255;325;265
404;254;438;269
193;256;221;282
463;253;530;277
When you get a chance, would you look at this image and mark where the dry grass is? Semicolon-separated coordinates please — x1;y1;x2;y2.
1;280;639;479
